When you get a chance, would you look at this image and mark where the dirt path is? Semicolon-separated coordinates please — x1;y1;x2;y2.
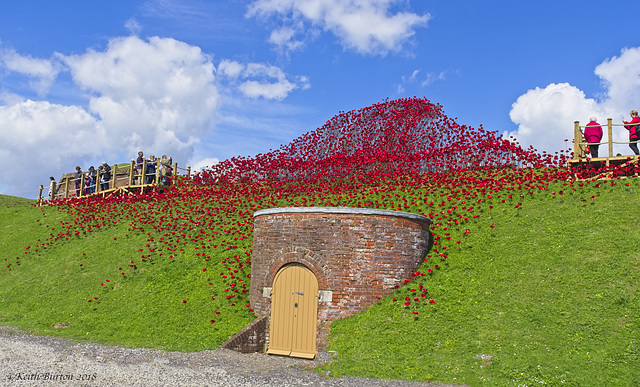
0;326;464;387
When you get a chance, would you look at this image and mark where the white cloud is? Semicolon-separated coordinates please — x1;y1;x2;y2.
509;83;601;152
218;59;245;78
62;35;219;153
0;36;220;198
0;91;24;105
0;35;312;198
124;18;142;35
191;157;220;173
421;71;446;87
508;47;640;155
0;100;98;196
594;47;640;111
217;60;309;100
269;27;305;52
394;68;446;94
246;0;429;55
0;48;60;95
239;79;295;100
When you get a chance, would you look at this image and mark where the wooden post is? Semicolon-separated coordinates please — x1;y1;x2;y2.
79;173;86;197
38;185;43;204
174;163;178;175
142;159;147;186
574;121;581;159
607;118;613;166
64;177;70;199
111;164;117;190
129;160;134;186
186;166;191;177
155;159;160;185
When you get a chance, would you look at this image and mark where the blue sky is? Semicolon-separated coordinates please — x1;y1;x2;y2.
1;0;640;198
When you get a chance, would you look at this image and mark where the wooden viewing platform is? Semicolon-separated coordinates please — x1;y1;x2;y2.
567;118;640;178
39;159;191;203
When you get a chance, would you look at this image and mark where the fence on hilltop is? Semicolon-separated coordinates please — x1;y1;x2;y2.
39;159;191;203
569;118;640;178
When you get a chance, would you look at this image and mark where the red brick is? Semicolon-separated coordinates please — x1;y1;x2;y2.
249;208;432;350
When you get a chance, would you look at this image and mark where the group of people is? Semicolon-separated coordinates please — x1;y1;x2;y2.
584;109;640;157
48;162;112;200
135;151;173;186
47;152;174;201
72;162;112;195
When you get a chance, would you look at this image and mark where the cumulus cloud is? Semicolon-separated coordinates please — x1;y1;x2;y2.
0;36;220;197
0;35;310;198
0;100;98;196
268;27;305;52
508;47;640;155
62;35;219;156
594;47;640;111
191;157;220;173
246;0;429;55
217;59;310;100
0;48;60;95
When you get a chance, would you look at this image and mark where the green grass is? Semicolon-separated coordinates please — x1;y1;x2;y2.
321;179;640;385
0;195;255;351
0;175;639;386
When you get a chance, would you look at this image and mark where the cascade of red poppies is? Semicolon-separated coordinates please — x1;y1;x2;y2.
193;97;571;185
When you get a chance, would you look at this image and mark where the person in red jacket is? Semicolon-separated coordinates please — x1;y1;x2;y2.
623;109;640;155
584;117;603;158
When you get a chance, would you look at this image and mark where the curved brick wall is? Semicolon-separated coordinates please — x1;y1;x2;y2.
250;207;432;350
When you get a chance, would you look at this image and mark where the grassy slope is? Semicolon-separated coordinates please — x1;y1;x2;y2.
0;177;639;386
0;193;256;351
322;179;640;386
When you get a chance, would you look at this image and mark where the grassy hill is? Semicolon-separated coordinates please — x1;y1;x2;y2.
1;170;639;386
321;176;640;385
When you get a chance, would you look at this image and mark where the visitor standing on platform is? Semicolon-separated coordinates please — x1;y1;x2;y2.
623;109;640;155
87;166;96;194
146;154;157;184
100;162;112;191
74;166;83;196
136;151;144;185
160;155;173;185
584;117;603;158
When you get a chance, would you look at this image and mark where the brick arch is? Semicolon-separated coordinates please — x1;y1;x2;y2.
264;246;332;290
248;207;432;352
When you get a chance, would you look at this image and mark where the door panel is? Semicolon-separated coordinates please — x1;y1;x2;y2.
267;264;318;359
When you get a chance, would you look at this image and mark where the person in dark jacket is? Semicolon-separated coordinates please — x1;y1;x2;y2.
74;166;83;196
100;162;112;191
146;154;157;184
136;151;144;185
87;166;96;194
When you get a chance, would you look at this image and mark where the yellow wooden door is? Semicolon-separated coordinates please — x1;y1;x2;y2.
267;264;319;359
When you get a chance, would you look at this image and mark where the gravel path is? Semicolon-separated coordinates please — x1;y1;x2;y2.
0;326;463;387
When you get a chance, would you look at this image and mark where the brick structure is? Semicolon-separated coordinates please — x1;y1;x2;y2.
221;316;268;353
249;207;432;350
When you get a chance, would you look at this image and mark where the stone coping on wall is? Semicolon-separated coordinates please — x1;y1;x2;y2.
253;206;431;226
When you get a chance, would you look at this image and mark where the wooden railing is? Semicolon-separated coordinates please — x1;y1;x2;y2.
570;118;640;166
38;159;191;203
